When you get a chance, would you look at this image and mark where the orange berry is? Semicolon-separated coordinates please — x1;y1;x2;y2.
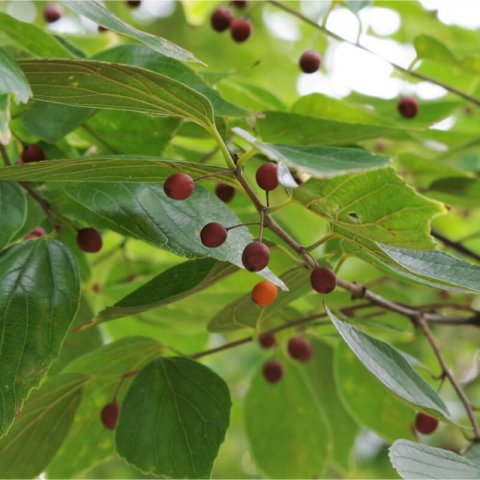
251;280;278;306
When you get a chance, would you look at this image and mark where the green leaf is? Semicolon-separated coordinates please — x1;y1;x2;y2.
116;357;231;479
62;0;202;64
0;94;11;144
389;440;480;479
0;48;32;104
414;34;458;64
0;373;86;478
18;59;215;131
0;182;27;251
245;356;330;478
345;0;371;12
326;305;449;417
427;177;480;208
0;239;80;437
218;81;286;111
0;13;73;58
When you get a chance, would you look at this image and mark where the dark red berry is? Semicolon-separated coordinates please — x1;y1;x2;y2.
101;402;120;430
242;241;270;272
259;332;276;349
397;96;418;119
255;163;278;191
211;7;234;32
24;227;46;240
44;4;62;23
299;50;321;74
232;0;247;7
263;359;283;383
415;413;438;435
200;222;228;248
77;228;103;253
215;183;236;203
164;173;194;200
21;145;45;163
310;267;336;294
126;0;141;7
230;18;252;43
288;337;313;362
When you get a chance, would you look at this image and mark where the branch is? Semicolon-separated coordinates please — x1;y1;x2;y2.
432;230;480;263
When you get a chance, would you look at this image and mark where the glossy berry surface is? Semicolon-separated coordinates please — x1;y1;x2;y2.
126;0;141;7
288;337;313;362
255;163;279;191
415;413;438;435
258;332;276;349
200;222;228;248
263;359;283;383
164;173;194;200
310;267;336;294
211;7;234;32
299;50;321;74
242;241;270;272
215;183;236;203
230;18;252;43
44;4;62;22
21;145;45;163
251;280;278;306
101;402;120;430
397;96;418;118
77;228;103;253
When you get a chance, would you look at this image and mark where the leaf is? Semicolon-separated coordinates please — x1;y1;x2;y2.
0;13;72;58
345;0;371;12
62;0;202;64
18;59;215;131
0;239;80;437
326;305;449;418
245;356;330;478
389;440;480;479
0;94;11;144
116;357;231;479
0;48;31;104
414;34;458;64
427;177;480;207
0;182;27;251
0;373;86;478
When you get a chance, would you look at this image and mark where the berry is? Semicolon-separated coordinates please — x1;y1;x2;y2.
101;402;120;430
200;222;228;248
77;228;103;253
397;96;418;119
232;0;247;7
310;267;336;294
251;280;278;306
288;337;313;362
259;332;276;349
21;144;45;163
215;183;236;203
242;241;270;272
164;173;194;200
299;50;321;74
126;0;141;7
211;7;234;32
415;413;438;435
263;359;283;383
44;4;62;23
255;163;278;191
230;18;252;43
24;227;46;240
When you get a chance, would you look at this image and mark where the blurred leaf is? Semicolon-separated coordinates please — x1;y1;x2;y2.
181;0;211;26
218;81;286;111
345;0;371;12
0;182;27;251
414;34;457;64
0;94;11;144
427;177;480;207
0;48;31;104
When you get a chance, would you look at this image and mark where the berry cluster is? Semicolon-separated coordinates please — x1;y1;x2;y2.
211;2;252;43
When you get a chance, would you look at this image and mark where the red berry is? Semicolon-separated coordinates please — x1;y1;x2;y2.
255;163;278;191
251;280;278;306
415;413;438;435
77;228;103;253
24;227;46;240
21;145;45;163
200;222;228;248
397;96;418;119
164;173;194;200
232;0;247;7
230;18;252;43
44;4;62;23
101;402;120;430
242;241;270;272
299;50;321;74
215;183;236;203
126;0;141;7
263;359;283;383
288;337;313;362
211;7;234;32
310;267;336;294
259;332;276;349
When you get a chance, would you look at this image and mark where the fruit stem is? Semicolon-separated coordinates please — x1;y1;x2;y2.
265;196;294;214
210;126;236;169
236;147;257;168
305;233;336;251
226;222;261;231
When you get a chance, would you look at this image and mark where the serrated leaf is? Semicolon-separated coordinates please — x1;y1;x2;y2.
326;305;449;417
62;0;202;64
0;48;31;104
116;357;231;479
389;440;480;479
0;182;27;250
0;239;80;437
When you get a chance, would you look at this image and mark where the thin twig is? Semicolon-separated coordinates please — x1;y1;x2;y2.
432;230;480;263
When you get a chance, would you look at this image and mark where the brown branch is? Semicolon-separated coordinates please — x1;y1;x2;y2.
432;230;480;263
